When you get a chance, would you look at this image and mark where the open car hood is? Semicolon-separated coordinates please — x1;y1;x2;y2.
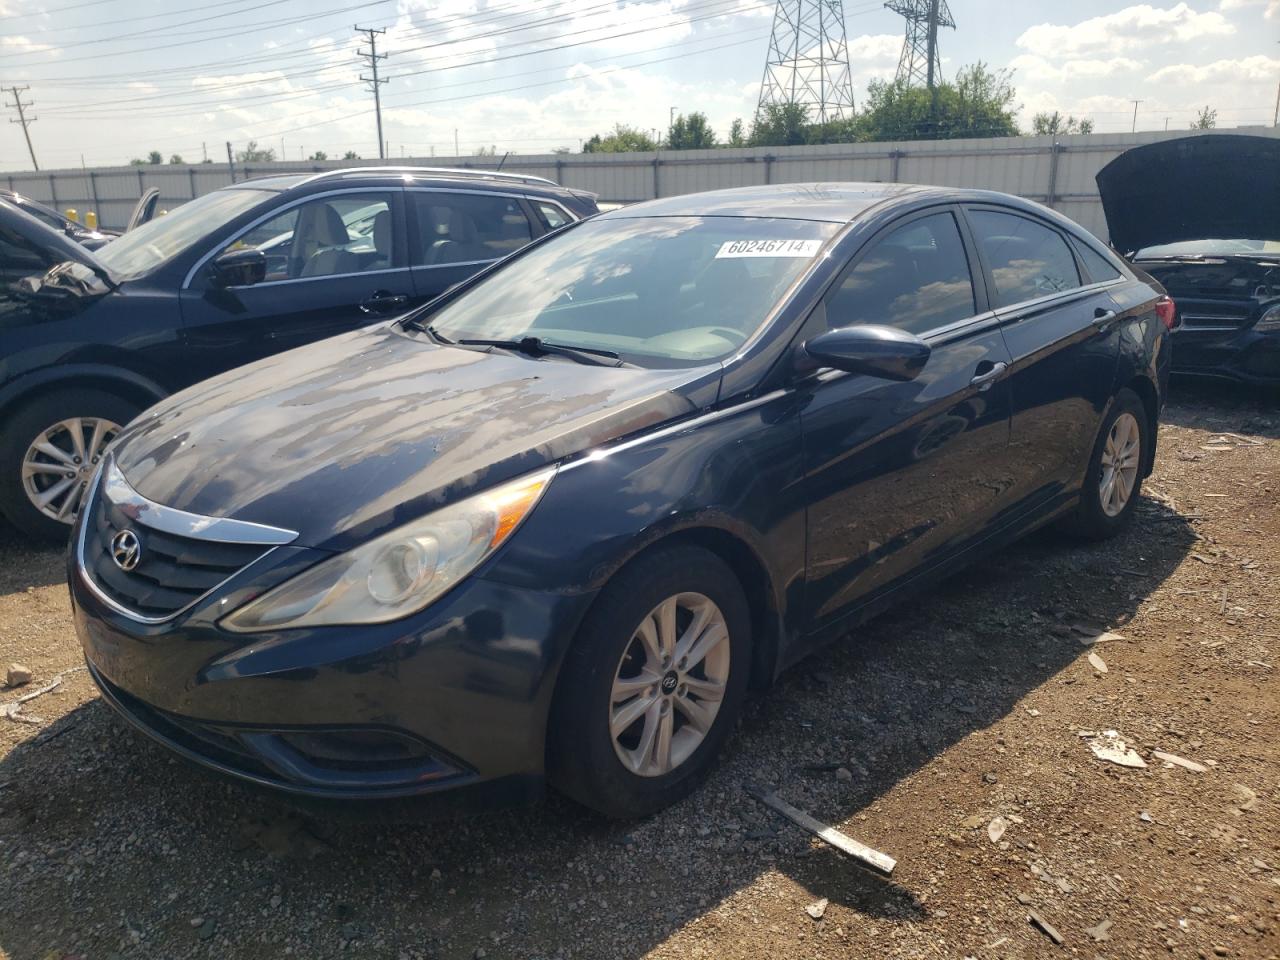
1096;134;1280;256
0;197;114;277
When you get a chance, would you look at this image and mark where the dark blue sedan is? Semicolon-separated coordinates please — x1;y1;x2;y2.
69;183;1173;818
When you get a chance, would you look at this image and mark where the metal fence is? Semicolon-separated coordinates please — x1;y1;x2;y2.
5;127;1276;239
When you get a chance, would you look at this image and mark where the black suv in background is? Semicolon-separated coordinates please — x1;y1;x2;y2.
0;167;597;540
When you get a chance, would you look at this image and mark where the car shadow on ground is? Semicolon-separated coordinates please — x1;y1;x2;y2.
0;497;1197;959
0;518;69;591
1161;377;1278;438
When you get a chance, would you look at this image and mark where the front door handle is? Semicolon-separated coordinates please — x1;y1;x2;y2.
970;361;1008;391
1091;308;1118;333
360;291;410;315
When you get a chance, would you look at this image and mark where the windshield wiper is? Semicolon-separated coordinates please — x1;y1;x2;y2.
455;336;629;367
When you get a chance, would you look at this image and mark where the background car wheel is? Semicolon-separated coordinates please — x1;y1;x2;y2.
1058;387;1147;541
0;390;140;543
548;544;751;819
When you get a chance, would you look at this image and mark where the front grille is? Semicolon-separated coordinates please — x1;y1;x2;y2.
81;480;269;619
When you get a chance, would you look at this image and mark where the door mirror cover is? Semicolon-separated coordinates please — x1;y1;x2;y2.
211;248;267;288
803;324;931;382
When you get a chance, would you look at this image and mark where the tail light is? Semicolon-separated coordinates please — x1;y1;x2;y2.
1154;295;1177;331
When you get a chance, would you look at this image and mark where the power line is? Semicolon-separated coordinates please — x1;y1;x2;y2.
355;24;388;160
0;0;119;21
4;85;39;170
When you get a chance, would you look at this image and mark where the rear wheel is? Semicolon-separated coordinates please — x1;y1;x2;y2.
548;545;751;818
0;390;140;543
1058;388;1147;540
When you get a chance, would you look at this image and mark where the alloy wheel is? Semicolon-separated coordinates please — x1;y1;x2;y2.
1099;411;1141;517
608;591;731;778
21;417;119;524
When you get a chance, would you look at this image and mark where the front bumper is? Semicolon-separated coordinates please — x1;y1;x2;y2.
71;548;597;803
1171;328;1280;385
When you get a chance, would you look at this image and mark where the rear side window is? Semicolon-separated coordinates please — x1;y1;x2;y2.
825;211;977;335
1072;238;1122;283
412;193;533;266
535;201;571;230
968;209;1080;307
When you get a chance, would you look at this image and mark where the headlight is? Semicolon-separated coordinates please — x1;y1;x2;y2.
222;467;555;631
1255;304;1280;332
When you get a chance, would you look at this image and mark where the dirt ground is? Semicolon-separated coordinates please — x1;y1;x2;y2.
0;379;1276;960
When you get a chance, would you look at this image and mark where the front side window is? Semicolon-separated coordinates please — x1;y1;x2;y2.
218;193;395;282
421;216;838;367
968;209;1080;307
96;188;274;282
825;211;976;335
412;193;533;266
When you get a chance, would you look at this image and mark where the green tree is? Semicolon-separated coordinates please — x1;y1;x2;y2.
581;123;657;153
667;111;717;150
308;150;328;161
1032;111;1094;136
1192;106;1217;129
236;140;276;163
726;118;746;147
474;144;498;156
148;150;163;165
342;150;361;160
748;102;811;146
168;154;184;164
129;157;146;166
857;63;1019;141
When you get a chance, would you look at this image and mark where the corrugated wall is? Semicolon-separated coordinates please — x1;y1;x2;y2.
5;128;1276;239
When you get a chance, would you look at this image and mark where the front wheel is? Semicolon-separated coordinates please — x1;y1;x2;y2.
0;390;140;543
548;545;751;818
1058;388;1147;541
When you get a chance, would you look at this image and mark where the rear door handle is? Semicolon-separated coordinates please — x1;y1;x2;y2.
1091;308;1118;332
360;291;409;315
970;361;1008;391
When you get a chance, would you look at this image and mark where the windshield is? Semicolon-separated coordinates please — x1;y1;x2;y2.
94;188;275;281
421;216;838;367
1138;238;1280;258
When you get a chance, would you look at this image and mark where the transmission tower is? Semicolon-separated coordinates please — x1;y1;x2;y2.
756;0;856;124
886;0;955;89
355;24;389;160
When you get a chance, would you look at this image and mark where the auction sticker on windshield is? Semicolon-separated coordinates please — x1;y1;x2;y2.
715;238;824;259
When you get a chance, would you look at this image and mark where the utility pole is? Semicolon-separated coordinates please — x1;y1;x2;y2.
454;128;459;156
226;141;236;183
1129;99;1143;133
355;24;388;160
5;86;39;171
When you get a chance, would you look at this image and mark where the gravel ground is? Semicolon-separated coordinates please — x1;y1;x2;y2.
0;380;1277;960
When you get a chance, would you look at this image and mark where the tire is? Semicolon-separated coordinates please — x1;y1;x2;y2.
0;389;141;543
1058;388;1148;541
548;544;752;819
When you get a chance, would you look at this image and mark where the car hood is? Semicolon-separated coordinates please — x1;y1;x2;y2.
0;197;115;279
1096;134;1280;256
109;324;705;550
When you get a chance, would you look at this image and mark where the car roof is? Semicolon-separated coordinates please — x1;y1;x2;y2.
231;166;583;200
597;182;1069;225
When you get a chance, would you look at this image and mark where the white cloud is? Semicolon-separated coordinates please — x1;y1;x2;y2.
1016;4;1234;59
1010;54;1144;85
1146;53;1280;84
1219;0;1280;17
0;35;58;55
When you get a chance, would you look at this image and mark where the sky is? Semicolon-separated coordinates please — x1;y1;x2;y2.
0;0;1277;171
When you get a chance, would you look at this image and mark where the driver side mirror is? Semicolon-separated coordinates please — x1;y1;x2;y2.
210;248;266;288
802;324;931;382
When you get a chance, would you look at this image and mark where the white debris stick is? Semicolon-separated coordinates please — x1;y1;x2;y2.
750;787;896;876
1152;751;1207;773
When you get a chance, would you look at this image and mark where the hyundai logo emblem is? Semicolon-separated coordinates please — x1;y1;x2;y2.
110;529;142;572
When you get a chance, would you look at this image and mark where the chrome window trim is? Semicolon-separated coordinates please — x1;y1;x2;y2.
75;461;297;626
991;276;1128;319
410;257;499;272
182;187;402;290
224;266;412;291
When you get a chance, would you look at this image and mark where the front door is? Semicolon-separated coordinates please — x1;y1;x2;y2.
798;208;1016;635
178;189;411;382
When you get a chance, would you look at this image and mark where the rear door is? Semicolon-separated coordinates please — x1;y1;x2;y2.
798;207;1016;635
406;190;538;304
961;206;1122;516
178;188;410;381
